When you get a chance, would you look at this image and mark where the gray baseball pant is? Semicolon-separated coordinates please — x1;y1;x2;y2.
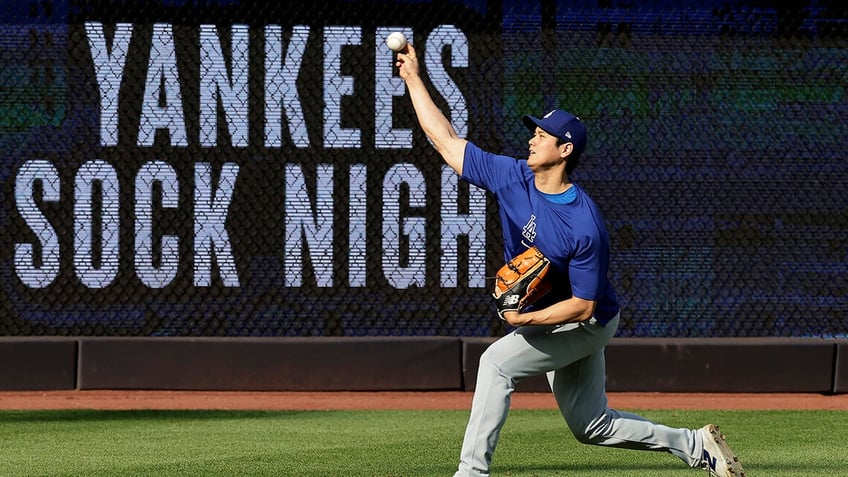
453;314;705;477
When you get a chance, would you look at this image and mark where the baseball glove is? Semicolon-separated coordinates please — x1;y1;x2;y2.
492;246;552;320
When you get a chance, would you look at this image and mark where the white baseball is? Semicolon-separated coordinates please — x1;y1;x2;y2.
386;32;407;52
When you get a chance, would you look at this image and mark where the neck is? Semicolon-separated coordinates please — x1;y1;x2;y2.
534;171;571;194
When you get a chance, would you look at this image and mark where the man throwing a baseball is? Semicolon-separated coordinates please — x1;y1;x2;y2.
395;42;745;477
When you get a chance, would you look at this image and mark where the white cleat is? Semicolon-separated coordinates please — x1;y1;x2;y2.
699;424;745;477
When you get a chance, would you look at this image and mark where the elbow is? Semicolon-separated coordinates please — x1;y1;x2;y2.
429;132;455;155
431;137;466;175
575;298;597;322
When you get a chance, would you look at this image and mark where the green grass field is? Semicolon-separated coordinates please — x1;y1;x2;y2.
1;408;846;476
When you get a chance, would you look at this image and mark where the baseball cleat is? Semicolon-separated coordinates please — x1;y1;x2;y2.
699;424;745;477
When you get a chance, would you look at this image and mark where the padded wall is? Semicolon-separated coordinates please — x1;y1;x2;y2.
77;337;461;391
0;338;77;390
0;337;842;393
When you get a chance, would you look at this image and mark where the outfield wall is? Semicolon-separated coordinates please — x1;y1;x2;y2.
2;337;845;394
3;2;847;342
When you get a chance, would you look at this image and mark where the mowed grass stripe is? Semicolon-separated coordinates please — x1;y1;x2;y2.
1;409;846;476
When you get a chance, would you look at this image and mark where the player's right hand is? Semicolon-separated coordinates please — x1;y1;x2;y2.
396;44;419;81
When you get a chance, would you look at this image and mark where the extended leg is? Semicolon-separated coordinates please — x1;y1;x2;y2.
548;332;703;467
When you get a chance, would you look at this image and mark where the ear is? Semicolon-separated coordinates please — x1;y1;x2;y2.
560;142;574;159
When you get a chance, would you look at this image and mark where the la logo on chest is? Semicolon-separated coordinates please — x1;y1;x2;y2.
522;215;538;244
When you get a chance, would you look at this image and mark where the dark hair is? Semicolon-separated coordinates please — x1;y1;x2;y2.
557;137;581;175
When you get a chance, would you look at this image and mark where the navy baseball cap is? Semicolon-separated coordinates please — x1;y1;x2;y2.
522;109;587;156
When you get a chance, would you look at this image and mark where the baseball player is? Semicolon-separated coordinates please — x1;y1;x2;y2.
395;43;745;477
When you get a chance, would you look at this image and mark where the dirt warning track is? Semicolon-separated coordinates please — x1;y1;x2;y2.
1;391;846;411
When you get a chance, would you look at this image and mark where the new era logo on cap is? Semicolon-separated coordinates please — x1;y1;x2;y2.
523;109;587;156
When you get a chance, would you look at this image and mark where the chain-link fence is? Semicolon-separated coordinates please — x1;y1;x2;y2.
1;1;846;337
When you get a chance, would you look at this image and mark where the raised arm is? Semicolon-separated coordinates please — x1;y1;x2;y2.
396;44;467;175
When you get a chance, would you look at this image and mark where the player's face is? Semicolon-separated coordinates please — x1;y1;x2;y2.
527;127;567;171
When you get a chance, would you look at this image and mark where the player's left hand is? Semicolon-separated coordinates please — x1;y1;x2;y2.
492;246;553;321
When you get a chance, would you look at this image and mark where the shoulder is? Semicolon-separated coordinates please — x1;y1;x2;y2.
570;185;609;234
462;142;530;186
572;184;604;215
464;142;522;167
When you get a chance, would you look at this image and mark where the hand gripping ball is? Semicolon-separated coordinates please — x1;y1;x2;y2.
386;32;407;52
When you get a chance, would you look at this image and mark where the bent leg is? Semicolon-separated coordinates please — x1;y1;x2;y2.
454;321;613;477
